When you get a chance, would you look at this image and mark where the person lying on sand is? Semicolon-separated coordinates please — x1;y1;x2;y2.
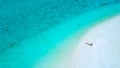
85;42;93;46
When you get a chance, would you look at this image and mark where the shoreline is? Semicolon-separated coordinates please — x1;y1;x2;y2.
71;15;120;68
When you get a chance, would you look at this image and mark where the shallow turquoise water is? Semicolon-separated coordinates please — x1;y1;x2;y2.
0;0;120;68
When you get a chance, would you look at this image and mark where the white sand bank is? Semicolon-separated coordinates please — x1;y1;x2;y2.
71;15;120;68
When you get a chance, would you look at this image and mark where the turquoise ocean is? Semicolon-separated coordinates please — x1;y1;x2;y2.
0;0;120;68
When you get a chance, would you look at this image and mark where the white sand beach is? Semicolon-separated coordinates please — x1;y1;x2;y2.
71;15;120;68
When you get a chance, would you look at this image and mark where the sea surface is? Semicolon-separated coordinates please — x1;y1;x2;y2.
0;0;120;68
